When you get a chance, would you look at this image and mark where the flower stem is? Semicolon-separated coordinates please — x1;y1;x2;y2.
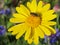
47;38;51;45
56;12;59;30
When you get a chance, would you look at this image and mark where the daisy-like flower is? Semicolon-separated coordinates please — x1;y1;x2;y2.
8;0;57;45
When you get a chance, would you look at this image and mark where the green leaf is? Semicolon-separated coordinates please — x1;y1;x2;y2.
7;22;13;29
16;39;21;45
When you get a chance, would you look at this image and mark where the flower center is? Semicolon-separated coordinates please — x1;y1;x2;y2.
26;13;41;28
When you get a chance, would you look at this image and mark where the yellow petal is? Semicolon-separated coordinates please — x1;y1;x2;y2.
11;31;18;35
34;36;39;45
27;2;31;10
42;21;56;26
27;0;37;12
47;21;56;25
8;24;24;32
8;23;28;36
27;38;33;44
8;24;25;35
38;1;43;8
15;24;28;39
47;10;55;14
13;13;27;18
43;10;55;16
34;27;44;38
39;25;51;36
42;4;50;12
16;7;20;13
16;5;30;17
20;5;30;16
16;30;25;39
48;14;57;20
10;16;26;23
12;13;27;23
8;23;25;31
37;1;43;13
42;14;57;21
25;27;31;40
33;30;39;45
43;25;56;34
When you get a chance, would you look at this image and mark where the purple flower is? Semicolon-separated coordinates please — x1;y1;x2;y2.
56;29;60;37
43;29;60;44
0;9;5;14
0;26;6;36
49;29;60;44
50;35;57;44
5;8;11;15
0;8;11;15
50;38;57;44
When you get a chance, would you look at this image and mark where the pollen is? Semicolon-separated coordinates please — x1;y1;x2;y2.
26;13;41;28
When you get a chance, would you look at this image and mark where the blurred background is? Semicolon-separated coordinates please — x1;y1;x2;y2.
0;0;60;45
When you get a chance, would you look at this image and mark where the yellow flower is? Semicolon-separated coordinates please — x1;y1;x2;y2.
8;0;57;45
